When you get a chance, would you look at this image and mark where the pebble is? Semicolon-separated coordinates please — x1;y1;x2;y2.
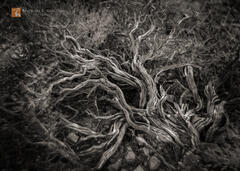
134;165;145;171
149;156;160;170
67;132;79;143
121;169;127;171
142;147;150;156
136;136;148;146
143;161;148;167
108;159;122;171
125;146;136;162
183;153;200;166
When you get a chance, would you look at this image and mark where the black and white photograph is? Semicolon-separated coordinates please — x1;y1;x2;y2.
0;0;240;170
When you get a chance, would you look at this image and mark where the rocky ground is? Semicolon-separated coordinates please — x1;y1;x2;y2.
0;0;240;171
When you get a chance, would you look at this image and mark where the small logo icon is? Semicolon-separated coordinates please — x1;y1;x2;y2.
11;8;21;17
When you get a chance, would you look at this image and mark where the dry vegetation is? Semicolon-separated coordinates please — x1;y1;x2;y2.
0;0;240;170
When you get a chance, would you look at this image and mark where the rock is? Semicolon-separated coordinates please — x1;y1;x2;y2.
183;153;200;166
142;147;150;156
134;165;145;171
125;146;136;162
136;136;148;146
67;132;79;143
143;160;148;167
149;156;160;170
108;159;122;171
121;169;127;171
